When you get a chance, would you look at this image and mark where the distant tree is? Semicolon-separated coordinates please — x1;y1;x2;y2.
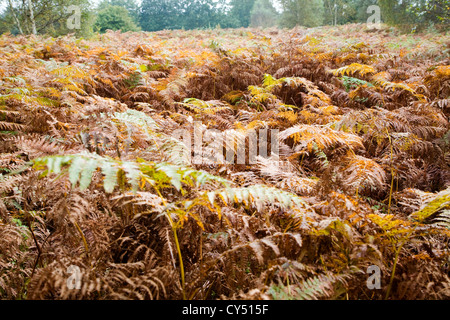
279;0;324;28
94;5;140;33
139;0;181;31
378;0;449;31
378;0;411;27
226;0;256;28
323;0;344;25
26;0;37;34
353;0;379;23
1;0;23;34
250;0;278;28
180;0;223;30
0;0;93;37
407;0;449;30
98;0;140;23
139;0;226;31
323;0;379;26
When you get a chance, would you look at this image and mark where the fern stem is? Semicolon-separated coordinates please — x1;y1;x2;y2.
385;230;413;300
386;129;394;215
155;187;187;300
171;223;186;300
73;220;90;258
388;171;395;215
28;215;42;277
385;240;404;300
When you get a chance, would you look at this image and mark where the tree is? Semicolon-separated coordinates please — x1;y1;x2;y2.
279;0;324;28
26;0;37;34
323;0;378;26
379;0;449;31
5;0;23;34
250;0;278;28
139;0;183;31
323;0;342;26
406;0;449;30
179;0;223;30
139;0;226;32
94;5;140;33
378;0;411;27
226;0;256;28
98;0;140;24
0;0;93;37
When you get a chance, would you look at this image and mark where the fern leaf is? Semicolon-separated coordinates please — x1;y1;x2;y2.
101;161;119;193
432;210;450;230
113;109;159;133
178;98;231;115
207;184;312;215
332;63;376;78
411;187;450;222
270;272;347;300
339;155;387;193
279;124;364;154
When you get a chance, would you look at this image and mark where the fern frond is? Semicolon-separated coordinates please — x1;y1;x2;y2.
220;232;303;265
248;85;278;104
431;210;450;230
411;187;450;222
0;121;26;131
33;153;231;193
262;74;331;105
178;98;232;115
206;185;313;226
269;272;348;300
339;154;387;194
372;72;419;97
332;63;376;78
113;109;159;133
12;135;62;158
114;109;191;166
279;124;364;154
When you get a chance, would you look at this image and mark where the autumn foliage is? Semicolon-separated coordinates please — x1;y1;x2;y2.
0;24;449;300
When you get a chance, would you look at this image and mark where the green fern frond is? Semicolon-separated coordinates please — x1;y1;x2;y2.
33;153;231;194
33;152;137;192
340;76;374;92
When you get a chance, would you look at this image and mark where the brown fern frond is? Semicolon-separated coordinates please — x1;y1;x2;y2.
279;124;364;155
338;154;387;195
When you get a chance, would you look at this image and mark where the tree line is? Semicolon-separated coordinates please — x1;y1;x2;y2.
0;0;448;37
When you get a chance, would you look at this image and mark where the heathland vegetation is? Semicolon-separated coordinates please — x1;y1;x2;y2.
0;0;449;300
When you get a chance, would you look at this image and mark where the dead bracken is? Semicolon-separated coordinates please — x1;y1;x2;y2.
0;24;449;300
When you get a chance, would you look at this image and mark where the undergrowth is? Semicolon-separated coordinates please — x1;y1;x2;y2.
0;24;449;300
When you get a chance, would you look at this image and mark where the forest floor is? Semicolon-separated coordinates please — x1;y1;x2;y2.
0;24;449;300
